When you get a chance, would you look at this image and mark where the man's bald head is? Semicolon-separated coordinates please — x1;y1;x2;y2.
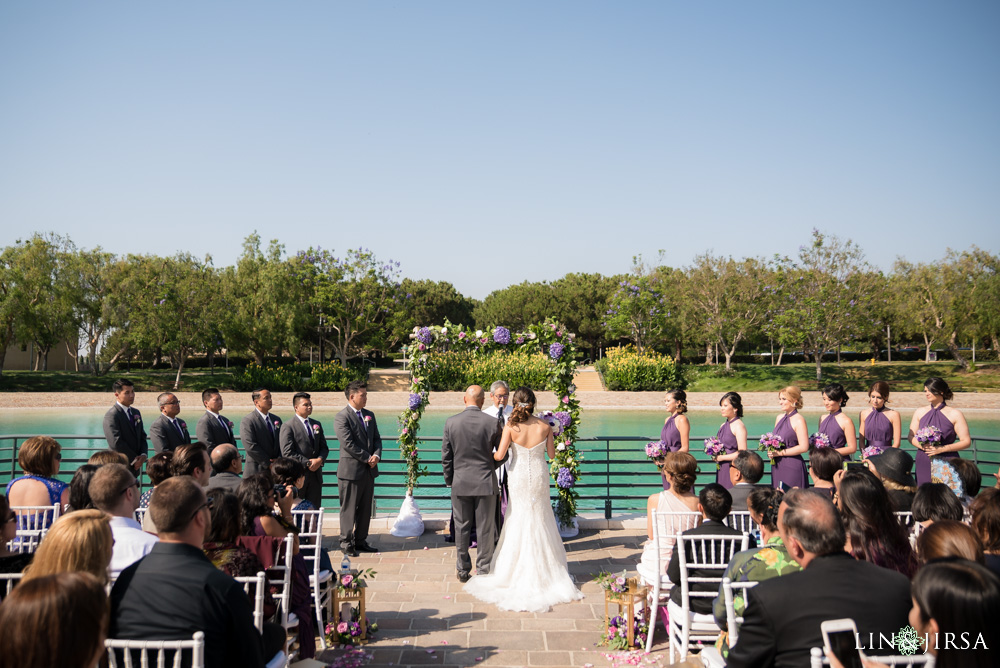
211;443;241;475
464;385;485;408
779;488;846;558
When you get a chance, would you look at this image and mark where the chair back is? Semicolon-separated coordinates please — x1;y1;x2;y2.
269;534;298;630
134;507;148;525
105;631;205;668
808;647;931;667
234;571;267;633
8;503;61;553
650;510;701;578
724;511;759;536
290;508;324;579
1;572;23;600
676;532;750;607
721;577;758;647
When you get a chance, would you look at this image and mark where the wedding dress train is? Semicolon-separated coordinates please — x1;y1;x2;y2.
463;441;583;612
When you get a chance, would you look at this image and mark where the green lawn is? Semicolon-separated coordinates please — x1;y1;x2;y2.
0;369;238;392
683;360;1000;393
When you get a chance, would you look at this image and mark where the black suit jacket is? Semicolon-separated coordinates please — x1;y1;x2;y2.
667;519;747;614
241;411;283;477
110;542;265;668
103;404;148;465
196;411;237;451
279;418;330;470
726;552;912;668
148;414;191;454
332;407;383;481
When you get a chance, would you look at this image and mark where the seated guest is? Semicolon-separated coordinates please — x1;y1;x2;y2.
139;452;173;508
951;457;982;508
5;436;70;523
0;571;109;668
729;450;766;511
21;509;112;586
270;457;314;511
726;489;912;668
865;447;917;512
66;464;100;512
916;520;984;565
807;446;842;499
0;493;33;575
89;463;158;579
712;488;800;658
636;452;701;585
909;559;1000;668
110;476;283;667
969;488;1000;578
666;483;745;614
835;467;917;578
208;444;243;493
171;441;212;487
89;449;130;466
912;482;965;528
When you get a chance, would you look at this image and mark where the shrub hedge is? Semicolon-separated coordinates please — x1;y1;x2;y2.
596;345;685;391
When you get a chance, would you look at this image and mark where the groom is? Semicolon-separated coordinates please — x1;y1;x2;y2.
442;385;505;582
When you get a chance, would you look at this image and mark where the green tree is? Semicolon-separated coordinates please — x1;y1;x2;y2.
294;247;402;365
686;254;770;371
604;258;669;353
550;273;616;361
65;247;125;374
473;282;556;332
387;278;475;349
220;234;308;365
966;248;1000;354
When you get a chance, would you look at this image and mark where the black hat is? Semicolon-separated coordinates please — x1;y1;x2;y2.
866;448;915;487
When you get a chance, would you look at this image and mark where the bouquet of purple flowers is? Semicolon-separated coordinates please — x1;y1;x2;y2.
601;612;649;650
325;607;378;647
645;441;668;459
915;425;943;449
595;569;629;594
757;432;785;462
704;437;724;469
809;432;832;448
861;445;884;459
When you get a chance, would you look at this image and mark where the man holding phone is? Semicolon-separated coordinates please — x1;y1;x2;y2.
726;489;911;668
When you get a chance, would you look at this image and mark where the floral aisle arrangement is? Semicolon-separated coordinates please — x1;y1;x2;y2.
601;613;650;651
595;570;629;594
325;608;378;647
399;319;581;530
757;432;785;463
326;568;378;647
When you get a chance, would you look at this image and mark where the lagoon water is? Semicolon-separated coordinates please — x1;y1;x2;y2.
3;408;998;514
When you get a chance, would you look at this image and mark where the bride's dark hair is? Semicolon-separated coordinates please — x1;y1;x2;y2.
508;386;535;426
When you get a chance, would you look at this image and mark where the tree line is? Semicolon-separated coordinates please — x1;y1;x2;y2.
1;230;996;385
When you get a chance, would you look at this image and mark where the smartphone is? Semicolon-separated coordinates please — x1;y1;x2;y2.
821;618;864;668
777;481;789;492
844;462;867;472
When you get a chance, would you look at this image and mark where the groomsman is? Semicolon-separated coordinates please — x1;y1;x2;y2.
240;388;283;477
149;392;191;454
195;388;236;453
482;380;512;526
279;392;329;509
102;379;148;475
333;381;382;557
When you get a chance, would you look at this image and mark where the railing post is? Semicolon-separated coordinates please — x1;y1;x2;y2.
605;438;612;520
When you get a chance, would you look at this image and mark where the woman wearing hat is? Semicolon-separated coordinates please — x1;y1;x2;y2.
865;448;917;512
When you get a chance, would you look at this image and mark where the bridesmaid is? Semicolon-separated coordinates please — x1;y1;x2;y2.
659;389;690;490
909;377;971;486
770;386;809;489
714;392;748;489
818;383;857;460
858;380;901;457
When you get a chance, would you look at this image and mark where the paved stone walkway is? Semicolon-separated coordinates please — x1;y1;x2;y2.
313;527;702;668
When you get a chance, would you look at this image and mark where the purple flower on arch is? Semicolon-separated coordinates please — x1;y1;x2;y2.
416;327;433;345
493;326;511;345
408;393;423;410
549;343;565;360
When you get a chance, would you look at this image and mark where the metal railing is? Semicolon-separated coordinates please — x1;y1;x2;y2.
2;434;999;519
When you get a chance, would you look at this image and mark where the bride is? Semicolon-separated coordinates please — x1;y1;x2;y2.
464;386;584;612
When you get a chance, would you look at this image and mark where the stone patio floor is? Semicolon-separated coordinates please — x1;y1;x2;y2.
310;527;704;668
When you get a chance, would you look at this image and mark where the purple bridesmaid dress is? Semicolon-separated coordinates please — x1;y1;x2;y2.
771;410;808;489
660;414;683;491
715;420;740;489
819;410;850;461
915;404;958;486
862;407;893;457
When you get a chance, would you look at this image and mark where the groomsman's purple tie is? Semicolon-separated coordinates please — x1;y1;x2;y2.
356;410;366;430
173;419;184;437
218;415;230;437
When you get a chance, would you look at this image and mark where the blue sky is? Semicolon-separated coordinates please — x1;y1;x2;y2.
1;2;998;299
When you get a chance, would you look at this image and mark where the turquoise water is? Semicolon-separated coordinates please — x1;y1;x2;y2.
3;408;998;514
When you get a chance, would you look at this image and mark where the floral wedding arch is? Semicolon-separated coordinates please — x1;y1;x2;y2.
390;319;582;537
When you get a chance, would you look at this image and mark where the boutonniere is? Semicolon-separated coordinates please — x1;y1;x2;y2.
363;415;372;424
312;423;321;434
273;419;280;429
178;420;186;428
134;415;142;425
227;420;234;429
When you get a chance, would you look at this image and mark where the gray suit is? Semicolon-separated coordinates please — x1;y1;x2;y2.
207;472;243;493
149;415;191;454
240;411;283;477
103;404;148;472
332;407;383;548
729;483;765;513
196;412;237;452
279;418;330;508
442;406;504;576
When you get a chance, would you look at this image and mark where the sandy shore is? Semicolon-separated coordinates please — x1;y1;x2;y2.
1;390;999;412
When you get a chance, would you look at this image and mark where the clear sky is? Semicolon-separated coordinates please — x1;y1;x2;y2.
1;2;998;299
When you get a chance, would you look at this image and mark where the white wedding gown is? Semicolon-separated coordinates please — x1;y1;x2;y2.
463;441;583;612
